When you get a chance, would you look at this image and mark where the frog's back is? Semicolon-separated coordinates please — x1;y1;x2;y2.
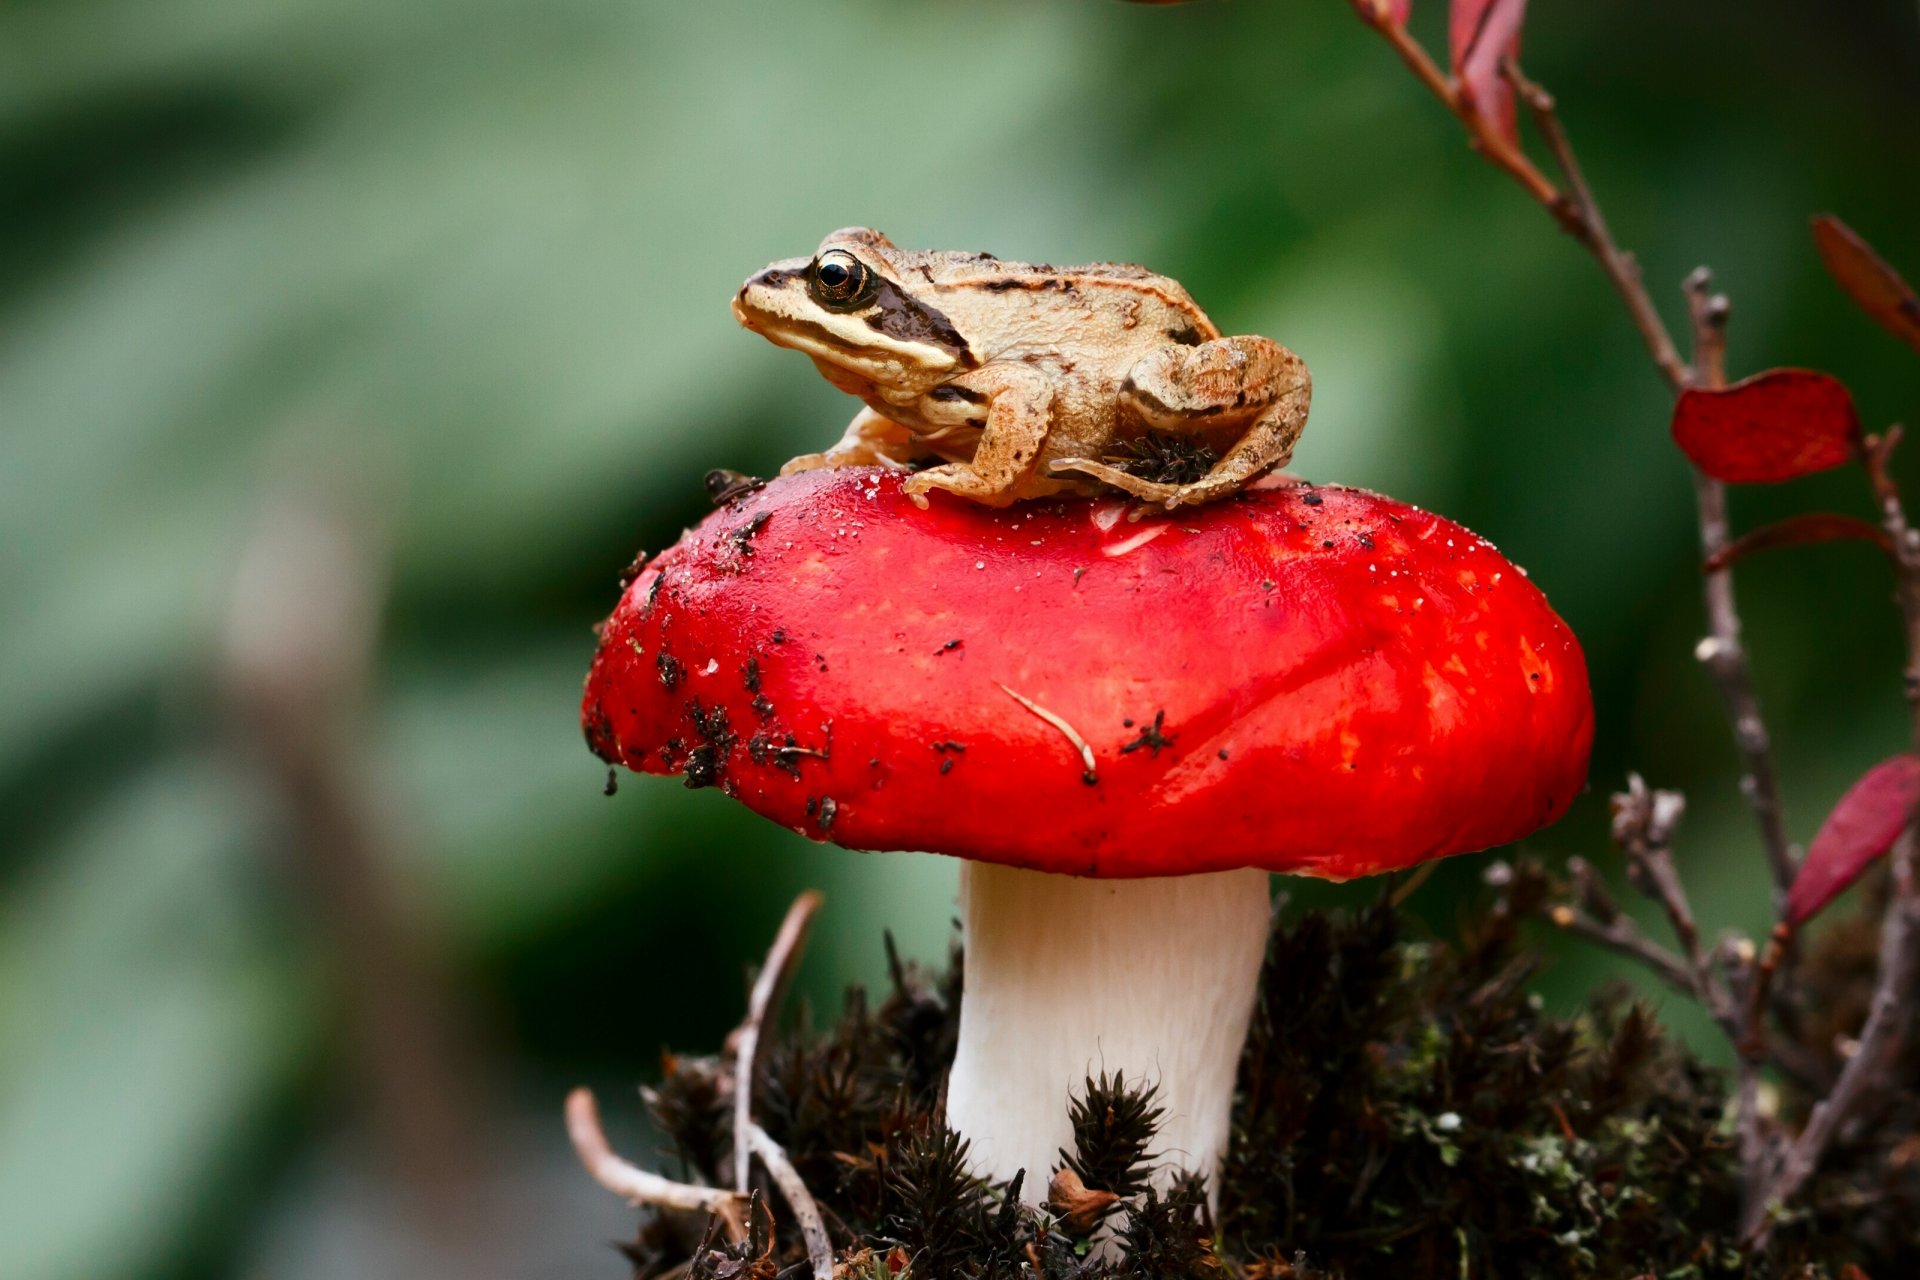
926;249;1219;347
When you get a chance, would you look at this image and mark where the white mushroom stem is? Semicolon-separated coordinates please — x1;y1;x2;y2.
945;862;1272;1203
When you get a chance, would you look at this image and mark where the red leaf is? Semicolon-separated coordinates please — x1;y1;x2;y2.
1671;368;1860;484
1812;214;1920;356
1450;0;1527;146
1702;513;1893;573
1789;755;1920;924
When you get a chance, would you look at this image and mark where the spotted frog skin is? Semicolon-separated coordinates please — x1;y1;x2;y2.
731;228;1311;509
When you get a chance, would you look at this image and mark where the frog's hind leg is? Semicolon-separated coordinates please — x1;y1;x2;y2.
1044;459;1187;504
1054;337;1310;508
1157;393;1307;507
780;407;924;475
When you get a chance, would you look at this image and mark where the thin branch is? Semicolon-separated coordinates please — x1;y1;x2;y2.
1531;818;1828;1089
1350;8;1799;902
1611;778;1708;981
1738;924;1792;1062
1540;902;1696;997
744;1122;835;1280
567;1087;748;1231
1865;426;1920;732
1744;431;1920;1241
1507;62;1690;392
1355;10;1564;212
1684;266;1731;388
733;890;825;1193
1680;273;1798;901
1745;830;1920;1242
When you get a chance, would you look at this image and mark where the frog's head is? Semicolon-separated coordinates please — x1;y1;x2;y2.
733;228;975;395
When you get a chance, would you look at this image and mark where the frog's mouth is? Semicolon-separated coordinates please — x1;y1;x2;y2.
733;289;957;392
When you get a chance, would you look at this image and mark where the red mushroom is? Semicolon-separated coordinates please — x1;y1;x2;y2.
582;467;1591;1200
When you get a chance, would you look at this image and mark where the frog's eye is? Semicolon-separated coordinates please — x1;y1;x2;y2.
810;251;873;310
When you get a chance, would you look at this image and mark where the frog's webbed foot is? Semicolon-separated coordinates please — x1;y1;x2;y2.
902;463;1024;509
781;408;922;477
778;450;835;476
779;448;912;477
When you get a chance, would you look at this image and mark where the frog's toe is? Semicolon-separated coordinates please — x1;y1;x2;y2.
1050;458;1180;502
779;452;833;476
902;465;968;507
1161;477;1241;509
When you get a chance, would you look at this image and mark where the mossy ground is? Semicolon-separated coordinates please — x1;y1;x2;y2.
612;882;1908;1279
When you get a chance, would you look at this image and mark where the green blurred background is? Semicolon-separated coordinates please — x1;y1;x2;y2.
3;0;1917;1276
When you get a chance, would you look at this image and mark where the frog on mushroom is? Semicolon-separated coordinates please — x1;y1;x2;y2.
582;467;1593;1205
731;228;1312;510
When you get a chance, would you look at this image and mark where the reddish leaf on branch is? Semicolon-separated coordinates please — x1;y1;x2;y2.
1702;513;1893;574
1788;755;1920;925
1670;368;1860;484
1812;214;1920;356
1450;0;1527;146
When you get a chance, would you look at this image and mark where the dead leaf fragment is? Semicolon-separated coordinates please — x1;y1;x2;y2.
1047;1167;1121;1234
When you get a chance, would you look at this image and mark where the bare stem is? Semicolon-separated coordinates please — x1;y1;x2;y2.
1360;14;1564;212
1680;274;1798;901
1507;62;1690;392
567;1088;748;1230
1866;427;1920;731
744;1123;835;1280
732;890;825;1192
1611;779;1705;976
1349;11;1798;900
1744;831;1920;1241
1541;902;1696;997
1744;430;1920;1242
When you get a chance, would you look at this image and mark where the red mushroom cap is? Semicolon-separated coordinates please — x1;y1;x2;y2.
583;469;1591;879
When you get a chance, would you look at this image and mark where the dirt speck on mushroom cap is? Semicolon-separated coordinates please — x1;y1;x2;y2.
582;468;1593;878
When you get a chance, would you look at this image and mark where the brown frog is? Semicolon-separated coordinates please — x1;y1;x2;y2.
731;228;1311;509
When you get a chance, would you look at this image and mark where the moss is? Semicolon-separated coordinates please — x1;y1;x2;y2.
614;893;1894;1279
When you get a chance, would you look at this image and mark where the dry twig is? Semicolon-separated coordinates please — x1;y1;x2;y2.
570;892;833;1259
743;1122;835;1280
732;890;825;1192
1740;428;1920;1241
566;1087;748;1234
1678;272;1797;902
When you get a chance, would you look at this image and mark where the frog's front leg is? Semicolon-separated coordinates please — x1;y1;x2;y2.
902;365;1057;508
1052;337;1311;508
780;407;923;475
